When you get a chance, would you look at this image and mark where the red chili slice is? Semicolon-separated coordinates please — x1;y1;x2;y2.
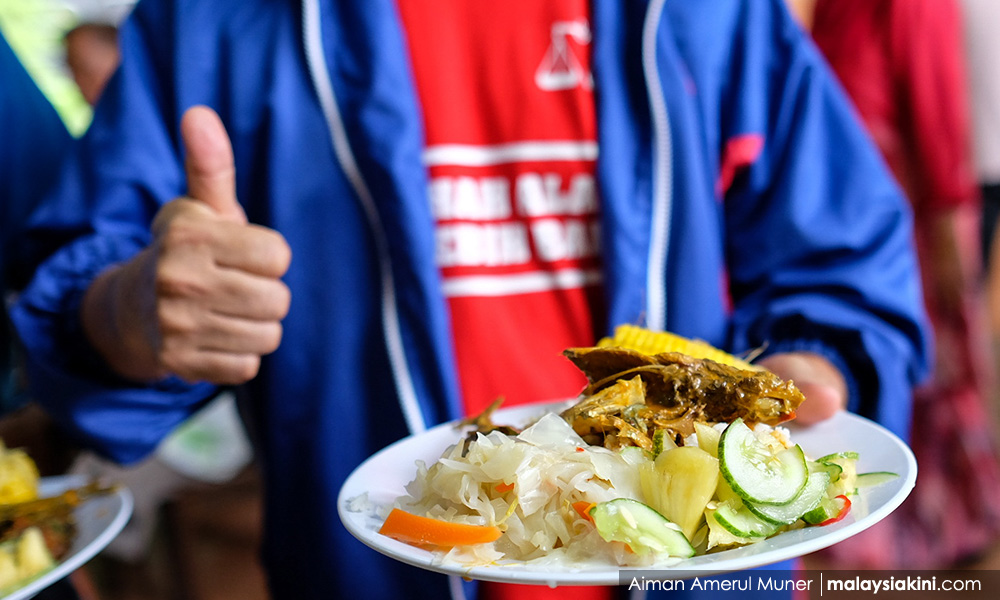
819;495;852;526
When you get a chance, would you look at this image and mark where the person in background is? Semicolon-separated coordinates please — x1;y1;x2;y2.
0;0;94;135
63;21;118;107
961;0;1000;375
10;1;930;599
59;1;135;108
808;0;1000;569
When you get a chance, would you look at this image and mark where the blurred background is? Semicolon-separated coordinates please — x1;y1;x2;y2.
789;0;1000;574
5;0;1000;598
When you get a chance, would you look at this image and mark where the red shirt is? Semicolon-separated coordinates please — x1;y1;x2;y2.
397;3;612;599
397;0;604;416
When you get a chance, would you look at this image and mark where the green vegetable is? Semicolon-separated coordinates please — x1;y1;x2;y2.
819;453;858;497
803;494;851;526
719;419;807;505
590;499;695;557
745;471;831;526
652;429;675;458
855;471;899;488
809;460;843;483
712;499;779;538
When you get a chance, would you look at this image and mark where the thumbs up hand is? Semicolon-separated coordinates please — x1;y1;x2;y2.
82;106;291;385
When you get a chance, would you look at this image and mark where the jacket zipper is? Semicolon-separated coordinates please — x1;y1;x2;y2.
301;0;427;435
642;0;673;332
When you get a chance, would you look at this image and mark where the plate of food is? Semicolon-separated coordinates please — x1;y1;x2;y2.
338;326;916;586
0;460;133;600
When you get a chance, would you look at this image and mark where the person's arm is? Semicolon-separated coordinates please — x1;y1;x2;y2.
718;0;931;437
9;3;286;462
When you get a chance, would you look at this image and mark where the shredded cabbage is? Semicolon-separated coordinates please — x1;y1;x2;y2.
397;414;657;566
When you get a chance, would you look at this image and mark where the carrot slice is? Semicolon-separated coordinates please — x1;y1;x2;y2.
495;482;515;493
378;508;502;547
572;501;597;523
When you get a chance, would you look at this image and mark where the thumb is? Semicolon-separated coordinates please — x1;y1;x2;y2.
181;106;246;223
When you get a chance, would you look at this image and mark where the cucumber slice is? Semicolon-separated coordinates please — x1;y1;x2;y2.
705;508;755;549
716;474;742;504
802;497;837;525
809;460;843;483
590;499;695;558
619;445;651;466
803;494;850;525
820;454;858;497
719;419;808;505
817;451;859;462
745;471;830;525
652;429;676;458
855;471;899;488
713;499;779;538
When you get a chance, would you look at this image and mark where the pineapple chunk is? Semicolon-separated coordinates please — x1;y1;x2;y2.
693;422;721;457
15;527;53;580
715;476;742;504
640;446;719;540
0;546;17;590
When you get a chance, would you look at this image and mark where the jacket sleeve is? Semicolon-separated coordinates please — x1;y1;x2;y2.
9;3;217;464
719;0;932;438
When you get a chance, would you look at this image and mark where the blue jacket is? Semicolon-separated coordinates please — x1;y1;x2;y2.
11;0;929;598
0;32;71;289
1;31;71;408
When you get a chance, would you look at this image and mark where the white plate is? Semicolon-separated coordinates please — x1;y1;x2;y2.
2;475;134;600
338;402;916;586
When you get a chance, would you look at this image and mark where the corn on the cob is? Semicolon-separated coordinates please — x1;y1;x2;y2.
596;324;758;371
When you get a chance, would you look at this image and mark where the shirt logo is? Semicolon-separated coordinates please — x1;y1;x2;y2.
535;19;593;91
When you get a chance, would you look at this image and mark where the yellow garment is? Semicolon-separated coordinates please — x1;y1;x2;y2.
0;0;91;135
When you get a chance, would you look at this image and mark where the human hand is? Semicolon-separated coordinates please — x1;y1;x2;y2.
757;352;847;425
81;106;291;384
